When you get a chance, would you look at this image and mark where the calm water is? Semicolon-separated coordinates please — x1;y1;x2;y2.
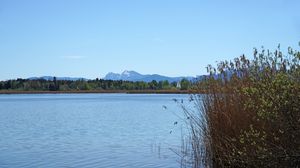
0;94;187;168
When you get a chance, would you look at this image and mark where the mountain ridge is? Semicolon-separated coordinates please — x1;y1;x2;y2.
28;76;87;81
104;70;194;82
26;70;196;82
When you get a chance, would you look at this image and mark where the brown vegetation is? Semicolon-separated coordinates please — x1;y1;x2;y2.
180;44;300;167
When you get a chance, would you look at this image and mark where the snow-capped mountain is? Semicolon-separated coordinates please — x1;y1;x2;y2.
104;72;122;80
104;70;194;82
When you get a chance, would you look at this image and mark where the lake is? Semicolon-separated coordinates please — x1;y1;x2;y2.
0;94;187;168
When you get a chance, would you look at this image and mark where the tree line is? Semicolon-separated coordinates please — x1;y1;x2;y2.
0;77;192;91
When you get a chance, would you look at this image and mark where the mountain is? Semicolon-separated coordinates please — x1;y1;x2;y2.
104;71;143;81
26;71;196;82
104;70;194;82
28;76;87;81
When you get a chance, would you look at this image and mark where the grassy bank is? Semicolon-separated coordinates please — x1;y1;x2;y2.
0;89;193;94
180;45;300;167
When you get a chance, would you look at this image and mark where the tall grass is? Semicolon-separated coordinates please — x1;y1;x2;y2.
180;44;300;167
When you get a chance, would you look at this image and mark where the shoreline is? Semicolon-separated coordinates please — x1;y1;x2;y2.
0;90;194;94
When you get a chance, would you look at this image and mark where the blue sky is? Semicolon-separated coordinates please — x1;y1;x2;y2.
0;0;299;80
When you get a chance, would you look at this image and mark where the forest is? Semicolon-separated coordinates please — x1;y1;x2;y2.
0;77;192;91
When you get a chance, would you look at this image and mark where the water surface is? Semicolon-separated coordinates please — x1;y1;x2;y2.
0;94;186;168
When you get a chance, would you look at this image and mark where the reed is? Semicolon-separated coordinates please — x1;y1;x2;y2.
180;44;300;167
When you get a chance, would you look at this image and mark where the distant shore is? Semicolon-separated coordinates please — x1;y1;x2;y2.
0;90;194;94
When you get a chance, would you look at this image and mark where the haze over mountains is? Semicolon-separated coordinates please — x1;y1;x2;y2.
104;70;194;82
28;70;195;82
28;76;87;81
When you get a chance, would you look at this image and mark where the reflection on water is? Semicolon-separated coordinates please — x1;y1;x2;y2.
0;94;186;168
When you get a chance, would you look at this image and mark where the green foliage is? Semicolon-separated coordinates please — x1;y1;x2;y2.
149;80;158;90
0;78;191;91
180;78;191;90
